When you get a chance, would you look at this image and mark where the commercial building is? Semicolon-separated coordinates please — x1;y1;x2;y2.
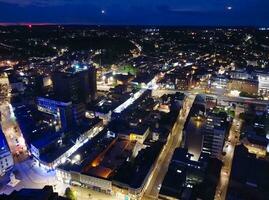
159;73;191;91
51;65;97;127
230;69;252;80
210;75;228;89
227;145;269;200
175;76;191;91
159;148;221;200
56;95;181;200
0;73;10;100
240;111;269;157
257;74;269;96
37;97;73;131
52;64;96;104
120;126;150;144
55;131;116;193
0;128;14;176
159;148;205;200
30;118;103;169
55;90;183;200
227;79;258;95
201;112;228;158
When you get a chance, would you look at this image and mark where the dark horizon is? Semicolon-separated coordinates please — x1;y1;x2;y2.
0;23;267;29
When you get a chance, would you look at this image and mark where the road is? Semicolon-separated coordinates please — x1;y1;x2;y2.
0;102;28;163
153;88;269;106
113;76;158;114
214;106;243;200
142;94;196;200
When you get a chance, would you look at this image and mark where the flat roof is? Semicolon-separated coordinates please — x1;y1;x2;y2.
58;130;116;174
84;138;135;178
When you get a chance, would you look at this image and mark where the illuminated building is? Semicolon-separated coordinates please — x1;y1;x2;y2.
128;127;150;144
202;113;228;158
258;74;269;96
37;97;73;131
176;77;191;90
210;76;228;89
30;118;103;169
230;69;252;80
227;79;258;95
0;128;14;176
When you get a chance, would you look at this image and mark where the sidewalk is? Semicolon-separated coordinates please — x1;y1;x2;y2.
18;159;56;184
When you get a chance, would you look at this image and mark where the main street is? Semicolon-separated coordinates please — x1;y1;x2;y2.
214;106;243;200
142;94;196;200
0;102;28;163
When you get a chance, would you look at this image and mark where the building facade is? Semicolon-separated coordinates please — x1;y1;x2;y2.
258;74;269;96
52;65;96;104
202;113;227;158
37;97;73;131
0;128;14;176
227;79;258;95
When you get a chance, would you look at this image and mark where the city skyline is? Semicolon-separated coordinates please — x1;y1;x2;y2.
1;2;269;199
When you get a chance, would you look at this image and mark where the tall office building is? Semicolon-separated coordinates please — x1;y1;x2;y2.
51;64;97;126
202;113;228;158
88;66;97;101
52;64;96;104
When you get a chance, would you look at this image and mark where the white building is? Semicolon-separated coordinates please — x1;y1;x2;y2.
56;169;113;194
0;150;14;176
230;69;252;80
258;74;269;96
0;129;14;176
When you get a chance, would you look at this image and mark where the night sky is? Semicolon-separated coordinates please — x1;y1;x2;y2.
0;0;268;26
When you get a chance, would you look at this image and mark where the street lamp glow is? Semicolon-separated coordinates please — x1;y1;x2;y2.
61;157;66;164
75;154;81;161
19;72;25;76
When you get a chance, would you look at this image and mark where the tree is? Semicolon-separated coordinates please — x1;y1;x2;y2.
65;187;77;200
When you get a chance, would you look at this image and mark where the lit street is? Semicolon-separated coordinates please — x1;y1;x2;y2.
214;107;243;200
0;102;28;163
142;94;196;200
153;88;269;106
